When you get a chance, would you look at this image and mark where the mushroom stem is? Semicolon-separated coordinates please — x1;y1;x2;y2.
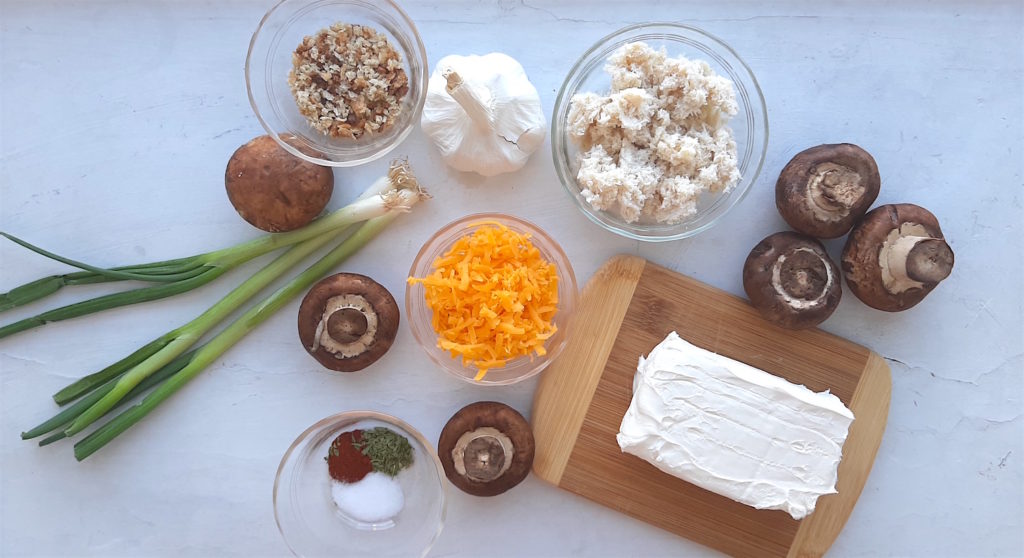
883;235;954;292
906;238;955;284
327;307;368;343
452;427;514;482
771;248;835;310
443;68;494;130
310;294;379;357
808;163;864;219
843;204;953;312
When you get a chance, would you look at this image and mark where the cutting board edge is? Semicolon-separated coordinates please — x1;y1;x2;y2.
788;351;892;558
531;255;647;486
531;255;892;558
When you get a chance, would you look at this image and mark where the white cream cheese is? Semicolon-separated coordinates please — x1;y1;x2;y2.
616;332;855;520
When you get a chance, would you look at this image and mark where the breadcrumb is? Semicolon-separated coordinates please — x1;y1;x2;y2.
288;23;408;139
567;42;741;224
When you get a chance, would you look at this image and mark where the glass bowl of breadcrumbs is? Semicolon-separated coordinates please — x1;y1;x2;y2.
247;0;428;167
552;23;768;242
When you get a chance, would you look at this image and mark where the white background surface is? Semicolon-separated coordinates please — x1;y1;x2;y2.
1;1;1022;556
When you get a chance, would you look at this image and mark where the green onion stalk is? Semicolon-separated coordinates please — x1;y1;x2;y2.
19;161;427;457
23;349;198;446
73;209;414;460
45;176;410;409
0;166;410;340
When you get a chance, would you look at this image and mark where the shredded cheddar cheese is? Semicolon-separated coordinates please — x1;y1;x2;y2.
408;221;559;381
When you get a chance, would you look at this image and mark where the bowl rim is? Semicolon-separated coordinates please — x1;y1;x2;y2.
551;21;769;242
245;0;429;167
273;410;447;557
404;212;579;386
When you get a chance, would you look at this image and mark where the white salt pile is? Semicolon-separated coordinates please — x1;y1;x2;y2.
331;471;404;523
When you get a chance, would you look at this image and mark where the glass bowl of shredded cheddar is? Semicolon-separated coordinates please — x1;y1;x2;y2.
406;214;578;385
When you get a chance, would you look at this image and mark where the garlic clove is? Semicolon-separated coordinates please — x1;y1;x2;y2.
493;95;545;149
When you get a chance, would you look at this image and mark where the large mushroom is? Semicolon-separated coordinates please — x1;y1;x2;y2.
297;273;399;372
743;231;843;329
225;134;333;232
776;144;880;238
842;203;954;312
437;402;535;497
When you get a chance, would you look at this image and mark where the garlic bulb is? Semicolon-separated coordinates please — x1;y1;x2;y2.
420;53;546;177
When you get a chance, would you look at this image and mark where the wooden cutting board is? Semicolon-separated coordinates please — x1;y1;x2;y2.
531;255;890;558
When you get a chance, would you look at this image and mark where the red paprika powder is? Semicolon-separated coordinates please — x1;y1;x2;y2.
326;429;374;483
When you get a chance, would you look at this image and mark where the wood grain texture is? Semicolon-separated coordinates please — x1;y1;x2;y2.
531;255;645;485
788;352;892;557
532;255;891;558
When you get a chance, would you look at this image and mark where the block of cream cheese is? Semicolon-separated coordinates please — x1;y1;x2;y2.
616;332;855;520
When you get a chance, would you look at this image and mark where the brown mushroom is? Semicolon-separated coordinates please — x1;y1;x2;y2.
225;134;333;232
776;144;880;238
297;273;399;372
842;203;954;312
743;231;843;329
437;402;535;497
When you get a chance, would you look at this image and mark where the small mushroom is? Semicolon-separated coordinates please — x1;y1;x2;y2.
225;134;333;232
297;273;399;372
437;401;535;497
743;231;843;329
776;144;880;238
842;203;954;312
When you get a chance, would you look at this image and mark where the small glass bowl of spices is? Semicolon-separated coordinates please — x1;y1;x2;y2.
406;213;578;386
274;411;446;557
247;0;428;167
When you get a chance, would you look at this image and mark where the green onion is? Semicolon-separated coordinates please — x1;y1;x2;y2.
0;256;217;313
14;160;425;459
60;230;338;438
47;170;406;405
37;431;69;447
53;336;174;405
0;270;228;340
61;172;423;438
21;349;198;442
74;200;421;460
0;169;410;339
0;232;207;283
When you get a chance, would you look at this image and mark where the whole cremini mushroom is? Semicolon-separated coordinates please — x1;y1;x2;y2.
776;144;880;238
438;401;535;497
743;231;843;329
842;203;954;312
225;134;333;232
297;273;399;372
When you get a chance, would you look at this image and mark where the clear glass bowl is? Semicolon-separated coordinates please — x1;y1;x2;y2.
274;411;446;557
246;0;428;167
406;213;578;386
552;23;769;242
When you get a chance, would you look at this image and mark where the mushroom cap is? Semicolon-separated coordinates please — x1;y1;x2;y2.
297;273;399;372
743;231;843;329
437;401;535;497
225;134;333;232
776;143;880;238
842;203;953;312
